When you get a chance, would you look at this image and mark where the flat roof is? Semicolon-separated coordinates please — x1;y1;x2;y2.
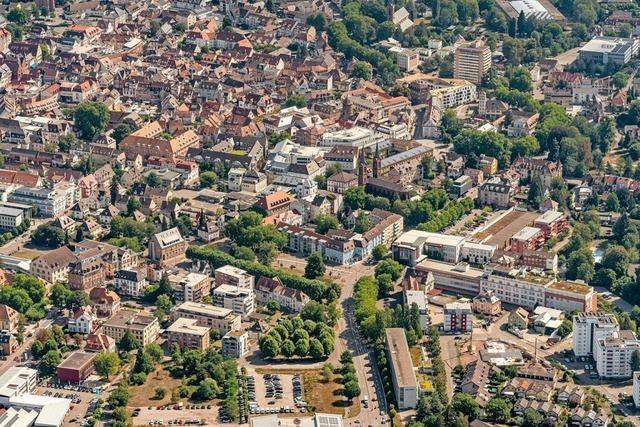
215;265;250;277
0;367;37;398
416;259;484;279
57;351;95;370
0;206;23;217
167;317;210;336
549;280;593;295
103;309;157;330
395;230;465;247
535;210;564;225
175;301;235;318
512;226;542;242
385;328;417;388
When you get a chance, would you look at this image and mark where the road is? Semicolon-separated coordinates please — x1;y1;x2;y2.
0;218;50;256
329;260;389;427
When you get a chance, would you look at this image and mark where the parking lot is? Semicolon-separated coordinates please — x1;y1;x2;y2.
246;371;304;416
34;385;97;424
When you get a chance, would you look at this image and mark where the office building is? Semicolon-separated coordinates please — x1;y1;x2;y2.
172;302;241;334
56;351;96;383
392;230;465;266
102;309;160;347
212;284;255;319
396;48;420;72
480;264;553;310
0;207;22;230
573;312;619;358
215;265;254;289
8;187;67;217
173;272;211;303
385;328;418;409
166;317;211;351
443;301;472;332
415;259;484;296
633;372;640;408
578;36;638;65
454;40;491;84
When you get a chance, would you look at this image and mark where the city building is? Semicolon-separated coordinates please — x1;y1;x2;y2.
212;284;255;319
173;272;211;303
166;317;211;351
222;330;249;358
454;40;491;84
172;302;241;334
415;259;484;296
510;227;545;253
443;301;473;332
148;227;188;268
472;291;501;316
403;288;429;332
327;172;358;195
594;331;640;378
396;48;420;72
31;246;76;284
385;328;418;410
0;367;38;405
533;210;569;238
56;351;96;383
573;312;619;358
255;276;310;312
214;265;254;289
67;306;97;335
578;36;639;65
478;177;514;209
392;230;465;266
633;372;640;408
114;269;147;298
545;281;597;313
67;248;105;291
0;305;19;332
102;309;160;347
89;287;121;317
0;207;23;230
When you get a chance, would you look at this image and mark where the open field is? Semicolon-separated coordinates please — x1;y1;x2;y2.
128;365;186;408
302;370;352;416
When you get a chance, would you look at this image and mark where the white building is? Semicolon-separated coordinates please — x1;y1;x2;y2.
319;126;385;149
0;367;37;405
0;207;23;230
403;290;429;332
594;331;640;379
214;265;254;289
385;328;418;409
460;241;496;264
633;372;640;408
443;301;472;332
67;306;97;335
395;48;420;72
221;330;249;358
392;230;465;266
573;312;619;358
114;269;147;298
212;284;255;319
480;265;553;310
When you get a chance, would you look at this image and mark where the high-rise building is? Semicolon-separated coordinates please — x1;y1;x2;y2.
454;40;491;84
573;312;619;358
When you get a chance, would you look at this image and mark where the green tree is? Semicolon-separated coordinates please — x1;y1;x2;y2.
93;352;121;380
602;245;630;278
285;95;307;108
613;71;630;89
145;343;164;363
126;197;141;215
40;350;61;376
527;175;544;209
194;378;217;401
353;212;370;233
281;339;295;357
485;397;510;423
314;215;339;234
73;102;109;140
372;244;387;261
295;338;309;357
259;335;280;358
305;252;326;279
108;383;130;408
112;120;138;145
605;193;620;212
343;380;360;399
154;387;166;399
450;393;481;420
351;61;372;80
118;330;138;352
200;171;219;188
31;225;65;248
521;408;543;427
375;259;403;281
508;67;533;92
7;8;29;24
309;338;325;359
133;350;155;374
50;283;72;309
631;349;640;371
343;186;366;210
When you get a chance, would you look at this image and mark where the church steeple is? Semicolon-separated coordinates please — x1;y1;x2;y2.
387;0;395;19
373;142;382;178
358;145;367;186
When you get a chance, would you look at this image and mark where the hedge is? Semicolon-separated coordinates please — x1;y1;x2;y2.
187;246;332;300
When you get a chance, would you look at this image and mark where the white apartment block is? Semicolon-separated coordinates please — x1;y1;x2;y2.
594;331;640;379
480;266;551;310
0;207;22;230
460;241;496;264
404;290;429;332
172;302;241;334
454;40;491;84
396;48;420;72
212;284;255;319
385;328;418;409
633;372;640;408
214;265;254;289
572;312;619;358
222;330;249;359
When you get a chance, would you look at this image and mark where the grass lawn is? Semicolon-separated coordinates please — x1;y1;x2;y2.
128;365;187;408
12;249;43;260
302;370;359;416
409;346;422;367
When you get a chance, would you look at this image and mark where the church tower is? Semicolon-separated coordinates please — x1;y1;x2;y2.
387;0;395;19
358;145;367;186
373;143;382;178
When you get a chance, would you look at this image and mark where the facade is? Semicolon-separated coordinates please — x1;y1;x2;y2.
89;287;121;317
385;328;418;410
415;259;484;296
9;187;67;217
102;309;160;347
454;40;491;84
472;291;501;316
478;178;514;208
443;301;472;332
212;284;255;319
148;227;188;268
327;172;358;195
594;331;640;378
573;312;619;358
56;351;95;383
221;330;249;358
634;372;640;408
166;317;211;351
0;305;19;332
545;281;597;313
214;265;254;289
174;272;211;303
67;306;97;335
31;246;76;284
392;230;465;266
254;276;310;312
114;269;147;298
578;36;638;64
67;248;105;291
172;302;241;334
534;210;569;238
510;227;545;253
403;289;429;332
396;48;420;72
0;207;23;230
